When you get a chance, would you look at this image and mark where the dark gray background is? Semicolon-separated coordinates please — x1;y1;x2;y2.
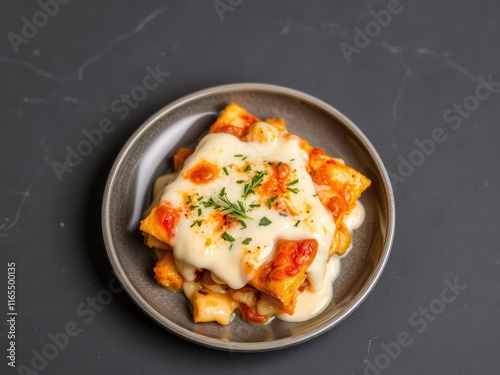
1;1;499;374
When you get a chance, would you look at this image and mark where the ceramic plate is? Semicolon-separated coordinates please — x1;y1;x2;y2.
101;83;395;351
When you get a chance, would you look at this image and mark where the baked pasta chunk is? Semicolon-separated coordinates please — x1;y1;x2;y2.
140;102;371;325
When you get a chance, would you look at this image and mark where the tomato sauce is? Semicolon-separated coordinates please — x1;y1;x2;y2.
184;160;219;184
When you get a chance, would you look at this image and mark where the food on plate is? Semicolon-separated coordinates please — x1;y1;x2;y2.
139;102;371;325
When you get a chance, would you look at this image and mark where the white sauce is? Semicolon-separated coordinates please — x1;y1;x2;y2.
156;123;367;322
277;256;340;322
343;200;366;231
159;126;335;291
276;201;365;322
276;202;364;322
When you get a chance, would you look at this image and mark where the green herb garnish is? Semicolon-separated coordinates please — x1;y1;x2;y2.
242;170;267;199
190;220;202;227
259;217;272;226
222;232;235;242
203;188;253;220
242;238;252;245
287;179;300;194
267;195;279;209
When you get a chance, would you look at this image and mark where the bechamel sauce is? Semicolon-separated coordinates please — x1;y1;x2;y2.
276;256;340;322
160;125;335;291
344;200;366;232
279;201;366;321
156;122;367;321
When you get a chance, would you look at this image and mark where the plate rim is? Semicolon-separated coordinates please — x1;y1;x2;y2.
101;82;396;352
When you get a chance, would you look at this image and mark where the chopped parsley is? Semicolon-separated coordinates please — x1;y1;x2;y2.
275;162;282;170
203;187;253;220
243;165;252;173
287;179;300;194
294;220;301;227
242;237;252;245
222;232;235;242
190;220;202;228
223;166;229;175
267;195;279;209
242;170;267;199
259;217;272;226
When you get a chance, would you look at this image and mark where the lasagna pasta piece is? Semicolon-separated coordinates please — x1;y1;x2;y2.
208;102;261;138
329;223;352;257
308;147;371;228
192;288;239;325
153;250;183;292
250;239;318;314
139;102;371;325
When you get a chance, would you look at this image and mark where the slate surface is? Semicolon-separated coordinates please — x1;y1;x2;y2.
1;1;499;374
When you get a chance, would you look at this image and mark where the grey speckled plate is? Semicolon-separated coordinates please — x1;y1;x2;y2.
101;83;395;352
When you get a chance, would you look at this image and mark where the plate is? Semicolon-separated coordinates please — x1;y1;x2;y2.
101;83;395;351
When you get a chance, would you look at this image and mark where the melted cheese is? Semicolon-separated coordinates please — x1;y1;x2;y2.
276;256;340;322
344;200;366;231
159;124;336;292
